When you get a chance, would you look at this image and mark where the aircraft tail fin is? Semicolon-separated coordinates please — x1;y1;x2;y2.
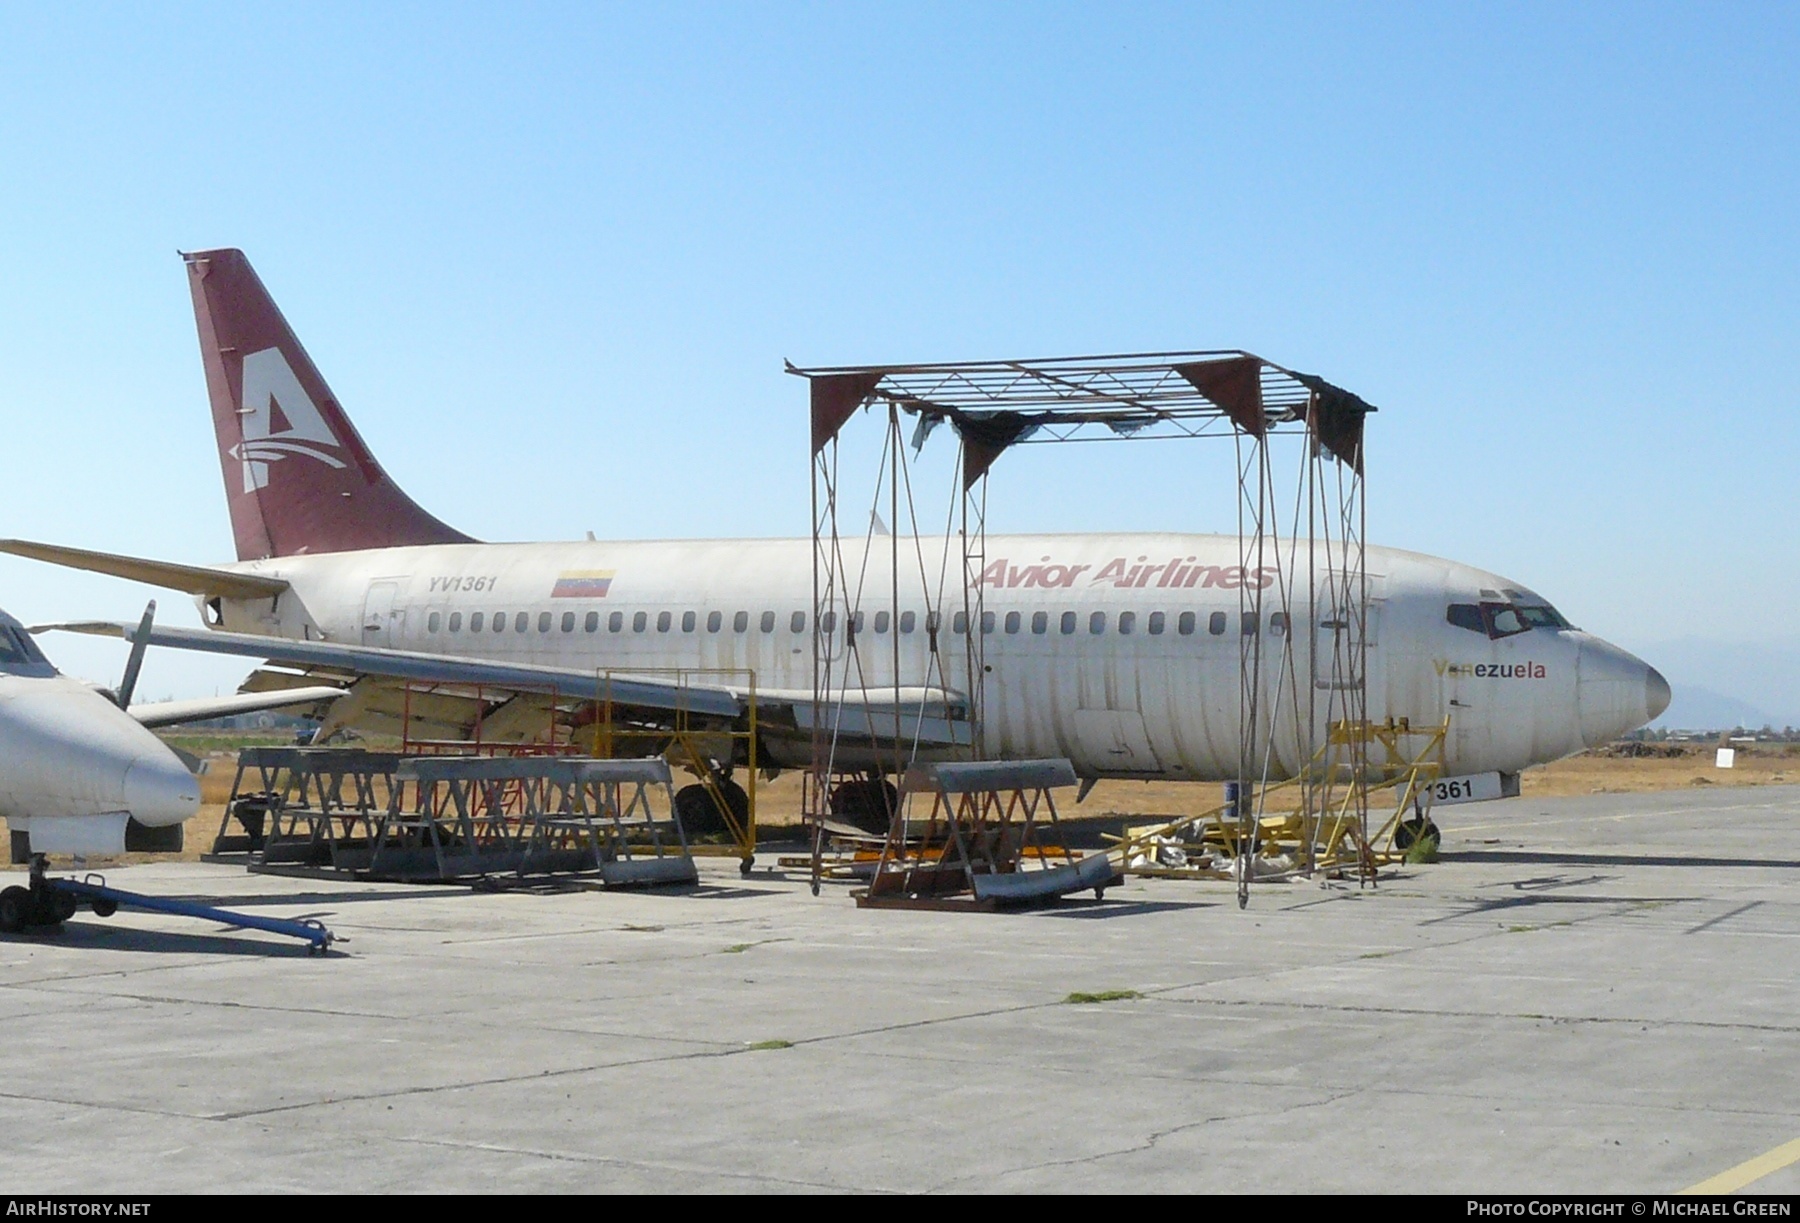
182;248;475;560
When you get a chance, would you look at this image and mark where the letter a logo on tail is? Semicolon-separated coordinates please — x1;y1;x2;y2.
231;347;347;491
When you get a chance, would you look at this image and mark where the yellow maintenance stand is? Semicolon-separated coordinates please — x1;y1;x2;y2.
1108;718;1450;884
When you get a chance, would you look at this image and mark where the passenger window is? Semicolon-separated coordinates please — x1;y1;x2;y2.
707;611;723;633
1061;611;1077;635
681;611;696;633
1148;611;1164;635
1031;611;1048;635
1447;604;1485;634
1090;611;1106;635
561;612;575;632
790;611;805;633
874;611;889;634
1179;611;1197;636
900;611;916;634
509;612;523;632
634;612;648;632
760;611;775;633
657;611;672;632
1270;612;1288;636
585;612;599;632
733;611;748;632
981;611;995;634
852;611;865;634
1242;613;1259;635
1118;611;1136;635
538;612;552;632
1208;611;1226;636
448;612;463;632
428;612;441;633
608;611;623;632
953;611;968;634
926;611;941;635
471;612;485;632
822;611;837;634
1004;611;1021;634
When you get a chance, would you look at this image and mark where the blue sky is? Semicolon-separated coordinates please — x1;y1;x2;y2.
0;3;1795;715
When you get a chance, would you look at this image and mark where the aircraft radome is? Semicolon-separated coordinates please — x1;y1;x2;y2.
4;249;1669;833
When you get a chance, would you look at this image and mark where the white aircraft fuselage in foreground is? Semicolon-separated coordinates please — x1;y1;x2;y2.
0;609;199;859
0;601;343;868
12;248;1669;794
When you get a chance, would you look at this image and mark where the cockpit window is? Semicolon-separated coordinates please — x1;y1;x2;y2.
0;626;49;669
1446;604;1485;635
1446;602;1541;640
1486;604;1529;638
1516;604;1571;630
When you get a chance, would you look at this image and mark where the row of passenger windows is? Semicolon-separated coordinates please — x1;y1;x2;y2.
422;608;1290;638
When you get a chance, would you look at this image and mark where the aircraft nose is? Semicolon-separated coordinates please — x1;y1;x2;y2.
122;752;200;828
1577;639;1667;748
1647;665;1672;722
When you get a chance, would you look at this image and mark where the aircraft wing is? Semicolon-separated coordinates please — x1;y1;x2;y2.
45;621;745;719
44;622;970;751
127;686;346;730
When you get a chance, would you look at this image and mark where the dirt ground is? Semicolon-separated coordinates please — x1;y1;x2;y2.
127;739;1795;864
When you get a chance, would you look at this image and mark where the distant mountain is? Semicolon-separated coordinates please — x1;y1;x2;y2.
1631;638;1800;731
1654;684;1783;733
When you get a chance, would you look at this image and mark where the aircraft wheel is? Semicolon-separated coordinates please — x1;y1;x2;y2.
232;793;276;850
1394;819;1441;850
718;779;751;832
47;889;78;923
673;784;721;836
829;778;898;835
92;897;118;919
674;780;750;838
0;886;28;933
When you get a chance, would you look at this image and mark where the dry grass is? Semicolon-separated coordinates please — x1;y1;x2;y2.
1521;742;1796;797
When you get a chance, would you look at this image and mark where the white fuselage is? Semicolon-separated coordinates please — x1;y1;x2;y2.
207;532;1667;781
0;669;200;856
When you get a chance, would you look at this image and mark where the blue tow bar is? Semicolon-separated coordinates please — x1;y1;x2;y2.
49;876;335;954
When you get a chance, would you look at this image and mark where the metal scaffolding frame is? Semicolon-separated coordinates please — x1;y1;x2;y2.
791;350;1378;903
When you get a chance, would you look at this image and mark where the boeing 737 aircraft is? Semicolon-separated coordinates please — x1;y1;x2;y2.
5;249;1669;827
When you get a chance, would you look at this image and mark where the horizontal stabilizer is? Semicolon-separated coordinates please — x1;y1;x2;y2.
128;686;345;730
0;539;287;599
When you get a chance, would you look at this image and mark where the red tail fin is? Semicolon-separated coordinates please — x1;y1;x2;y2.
183;248;475;560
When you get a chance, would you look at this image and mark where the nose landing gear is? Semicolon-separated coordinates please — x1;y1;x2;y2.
0;856;81;933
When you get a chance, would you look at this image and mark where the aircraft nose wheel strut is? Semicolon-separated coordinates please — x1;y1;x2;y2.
0;856;83;932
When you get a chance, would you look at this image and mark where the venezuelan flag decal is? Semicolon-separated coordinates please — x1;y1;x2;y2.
551;570;615;598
